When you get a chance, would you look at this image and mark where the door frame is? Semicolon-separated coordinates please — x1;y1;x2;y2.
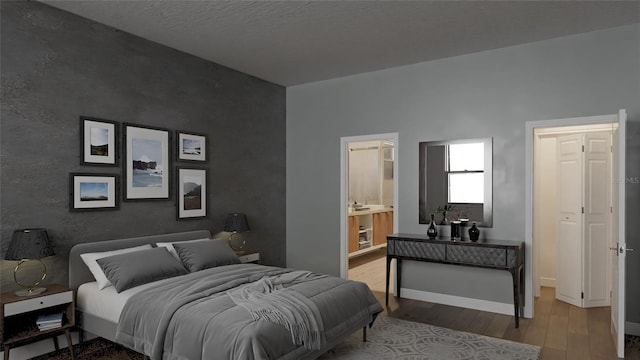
525;112;623;320
534;127;614;306
340;133;399;281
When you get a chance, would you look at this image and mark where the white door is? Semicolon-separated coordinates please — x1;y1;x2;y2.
555;134;584;307
583;132;612;307
611;110;627;358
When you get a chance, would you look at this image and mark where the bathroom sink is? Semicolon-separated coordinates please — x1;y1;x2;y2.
363;204;387;210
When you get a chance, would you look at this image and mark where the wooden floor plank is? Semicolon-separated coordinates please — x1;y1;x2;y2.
545;314;569;350
502;318;530;343
550;298;570;317
524;324;548;347
588;319;616;358
484;313;512;338
568;305;589;335
566;333;590;360
467;311;494;335
541;347;566;360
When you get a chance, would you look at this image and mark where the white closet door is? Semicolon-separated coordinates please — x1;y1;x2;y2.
583;132;611;307
555;134;583;307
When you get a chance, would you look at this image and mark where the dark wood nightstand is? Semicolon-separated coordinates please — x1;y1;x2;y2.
236;250;260;264
0;284;75;360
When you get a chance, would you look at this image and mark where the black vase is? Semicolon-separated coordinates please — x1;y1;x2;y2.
468;222;480;242
427;214;438;239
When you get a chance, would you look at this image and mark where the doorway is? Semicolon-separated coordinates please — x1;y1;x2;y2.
340;133;398;293
534;124;613;309
525;110;627;358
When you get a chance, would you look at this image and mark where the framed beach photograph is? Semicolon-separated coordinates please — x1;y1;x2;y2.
80;116;118;166
69;173;119;211
176;167;207;219
176;131;206;162
124;123;171;200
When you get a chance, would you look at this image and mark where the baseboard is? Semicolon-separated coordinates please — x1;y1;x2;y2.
400;288;518;317
540;277;556;288
627;321;640;336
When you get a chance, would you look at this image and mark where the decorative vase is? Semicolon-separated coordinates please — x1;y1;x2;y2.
427;214;438;239
450;221;461;241
468;222;480;242
440;211;448;225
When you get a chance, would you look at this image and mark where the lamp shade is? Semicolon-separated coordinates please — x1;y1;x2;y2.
5;229;55;260
224;213;250;233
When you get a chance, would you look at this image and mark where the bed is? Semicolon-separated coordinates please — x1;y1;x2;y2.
69;230;383;360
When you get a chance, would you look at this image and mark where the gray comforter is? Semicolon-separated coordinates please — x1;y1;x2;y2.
116;264;383;360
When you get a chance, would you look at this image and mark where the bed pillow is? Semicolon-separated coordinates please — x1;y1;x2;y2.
80;244;153;290
173;238;240;272
155;238;211;260
96;247;188;293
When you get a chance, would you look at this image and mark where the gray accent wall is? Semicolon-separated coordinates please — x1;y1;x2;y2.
287;24;640;323
1;1;286;290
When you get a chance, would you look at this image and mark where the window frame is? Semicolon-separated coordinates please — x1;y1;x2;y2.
446;143;485;204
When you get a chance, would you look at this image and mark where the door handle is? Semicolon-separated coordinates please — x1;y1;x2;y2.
610;246;635;254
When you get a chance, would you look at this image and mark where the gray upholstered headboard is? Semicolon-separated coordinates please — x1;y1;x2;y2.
69;230;211;292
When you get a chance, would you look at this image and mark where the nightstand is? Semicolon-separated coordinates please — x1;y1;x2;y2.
1;284;75;360
236;251;260;264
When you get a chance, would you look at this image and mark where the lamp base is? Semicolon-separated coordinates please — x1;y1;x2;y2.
14;287;47;297
13;259;48;297
228;233;246;252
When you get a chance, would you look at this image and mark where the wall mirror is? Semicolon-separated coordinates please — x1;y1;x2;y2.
419;137;493;227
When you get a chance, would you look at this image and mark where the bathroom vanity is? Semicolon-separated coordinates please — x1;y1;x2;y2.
348;208;393;257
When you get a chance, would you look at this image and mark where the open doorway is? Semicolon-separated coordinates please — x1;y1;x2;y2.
526;110;627;358
533;123;613;309
340;133;398;294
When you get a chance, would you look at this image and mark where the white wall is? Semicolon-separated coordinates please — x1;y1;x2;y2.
287;24;640;316
537;137;558;288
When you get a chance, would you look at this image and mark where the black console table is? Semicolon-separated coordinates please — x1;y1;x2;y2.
386;233;525;327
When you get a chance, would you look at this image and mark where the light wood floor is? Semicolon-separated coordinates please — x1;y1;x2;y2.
348;251;629;360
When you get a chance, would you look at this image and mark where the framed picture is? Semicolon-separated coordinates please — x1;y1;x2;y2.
176;131;207;162
69;173;119;211
80;116;118;166
123;123;171;200
176;167;207;219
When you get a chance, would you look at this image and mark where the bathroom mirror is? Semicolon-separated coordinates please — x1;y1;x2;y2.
419;137;493;227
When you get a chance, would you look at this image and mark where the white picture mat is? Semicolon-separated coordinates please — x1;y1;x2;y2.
178;168;206;218
84;120;115;164
73;175;116;209
178;133;206;161
126;126;169;199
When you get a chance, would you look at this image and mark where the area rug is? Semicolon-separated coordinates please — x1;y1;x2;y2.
320;316;541;360
31;337;143;360
35;316;541;359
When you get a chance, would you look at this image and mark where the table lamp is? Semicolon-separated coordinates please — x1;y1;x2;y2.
224;213;250;253
5;228;55;296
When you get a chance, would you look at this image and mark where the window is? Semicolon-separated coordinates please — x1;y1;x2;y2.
447;143;484;204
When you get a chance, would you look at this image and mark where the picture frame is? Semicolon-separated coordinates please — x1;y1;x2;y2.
176;131;207;162
123;123;171;200
69;173;119;211
176;167;207;219
80;116;118;166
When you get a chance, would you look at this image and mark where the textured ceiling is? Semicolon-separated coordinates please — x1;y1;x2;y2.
41;1;640;86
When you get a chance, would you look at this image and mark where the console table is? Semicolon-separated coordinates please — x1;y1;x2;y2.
386;233;525;327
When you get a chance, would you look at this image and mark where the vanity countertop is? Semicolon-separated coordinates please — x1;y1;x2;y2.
348;207;393;216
